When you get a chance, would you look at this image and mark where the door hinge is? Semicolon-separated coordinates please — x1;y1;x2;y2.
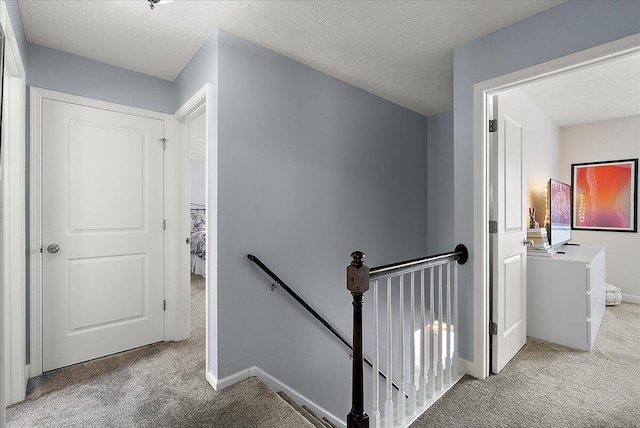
163;219;166;230
164;300;167;311
40;246;43;253
489;119;497;133
490;321;498;335
160;137;167;150
489;220;498;234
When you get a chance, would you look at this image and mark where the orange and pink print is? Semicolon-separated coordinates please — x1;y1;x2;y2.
572;159;638;232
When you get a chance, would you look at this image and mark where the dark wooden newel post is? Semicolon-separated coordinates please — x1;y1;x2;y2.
346;251;370;428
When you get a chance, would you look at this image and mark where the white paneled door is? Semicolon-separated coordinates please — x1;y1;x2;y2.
490;94;527;374
42;99;165;371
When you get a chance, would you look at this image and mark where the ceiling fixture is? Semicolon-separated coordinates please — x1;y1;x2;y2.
148;0;173;10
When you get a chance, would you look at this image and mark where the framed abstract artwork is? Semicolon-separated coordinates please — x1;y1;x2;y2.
571;159;638;232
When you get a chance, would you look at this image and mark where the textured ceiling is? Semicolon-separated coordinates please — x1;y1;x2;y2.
520;54;640;127
18;0;564;116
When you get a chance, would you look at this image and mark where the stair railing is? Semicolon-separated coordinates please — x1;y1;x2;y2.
347;244;469;428
247;254;405;396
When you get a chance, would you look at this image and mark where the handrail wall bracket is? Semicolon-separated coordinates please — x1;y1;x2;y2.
455;243;469;265
246;253;398;392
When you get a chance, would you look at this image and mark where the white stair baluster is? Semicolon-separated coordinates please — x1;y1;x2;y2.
363;249;465;427
453;262;459;377
408;272;416;416
419;268;427;406
428;267;436;399
445;263;452;385
385;278;393;428
372;280;381;428
398;275;406;426
437;265;444;391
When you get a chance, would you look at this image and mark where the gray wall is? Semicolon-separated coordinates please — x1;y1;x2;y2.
5;0;27;62
453;0;640;361
214;31;428;419
426;111;454;254
26;43;174;114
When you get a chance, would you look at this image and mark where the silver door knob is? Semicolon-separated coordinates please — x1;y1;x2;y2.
47;244;60;253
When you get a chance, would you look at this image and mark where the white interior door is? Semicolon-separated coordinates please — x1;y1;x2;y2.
42;99;165;371
490;94;527;374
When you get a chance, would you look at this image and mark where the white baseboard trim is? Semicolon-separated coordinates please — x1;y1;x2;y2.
621;294;640;304
206;368;251;391
205;366;345;427
385;373;465;428
24;364;30;390
250;366;346;428
459;357;487;379
458;358;473;377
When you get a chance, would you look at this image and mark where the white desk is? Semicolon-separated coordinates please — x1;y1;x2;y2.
527;245;605;351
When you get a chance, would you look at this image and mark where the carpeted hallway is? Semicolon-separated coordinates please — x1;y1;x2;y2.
7;274;311;428
412;303;640;427
7;278;639;427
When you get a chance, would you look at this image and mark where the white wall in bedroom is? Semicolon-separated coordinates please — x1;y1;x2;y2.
498;88;560;226
559;116;640;303
425;91;560;254
190;111;207;206
190;159;206;206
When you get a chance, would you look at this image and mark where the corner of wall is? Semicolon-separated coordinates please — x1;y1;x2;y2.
3;0;27;62
426;110;455;254
174;29;219;111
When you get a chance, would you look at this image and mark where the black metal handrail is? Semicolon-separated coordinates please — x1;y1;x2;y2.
248;254;353;350
369;243;469;280
246;254;403;397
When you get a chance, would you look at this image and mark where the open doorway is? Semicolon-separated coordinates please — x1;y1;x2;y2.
173;83;216;382
189;110;206;278
188;109;206;358
477;38;640;376
6;90;213;426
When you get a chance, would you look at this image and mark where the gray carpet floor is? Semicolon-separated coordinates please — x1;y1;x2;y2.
411;302;640;428
8;280;639;428
7;274;312;428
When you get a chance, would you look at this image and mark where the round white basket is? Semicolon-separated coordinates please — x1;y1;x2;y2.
605;283;622;306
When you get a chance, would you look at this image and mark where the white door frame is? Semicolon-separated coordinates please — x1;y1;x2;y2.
0;0;27;416
470;33;640;378
174;84;217;382
29;87;184;378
